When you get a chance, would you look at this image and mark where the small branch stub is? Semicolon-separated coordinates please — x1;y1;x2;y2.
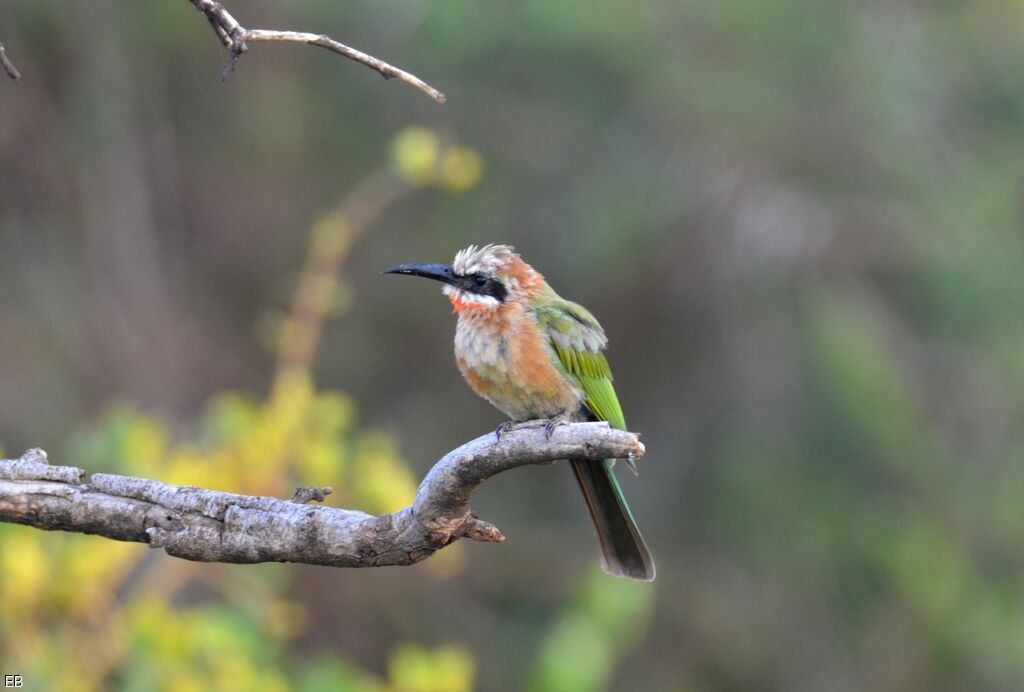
0;422;644;568
290;486;333;504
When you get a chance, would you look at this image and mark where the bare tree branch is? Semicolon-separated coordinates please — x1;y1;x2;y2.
0;422;643;568
0;41;21;82
188;0;446;103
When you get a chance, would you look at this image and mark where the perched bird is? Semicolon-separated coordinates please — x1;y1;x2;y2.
384;244;655;581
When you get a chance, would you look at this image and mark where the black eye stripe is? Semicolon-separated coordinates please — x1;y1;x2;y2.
456;273;507;302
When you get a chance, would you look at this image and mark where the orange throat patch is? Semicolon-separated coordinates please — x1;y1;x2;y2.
449;293;493;312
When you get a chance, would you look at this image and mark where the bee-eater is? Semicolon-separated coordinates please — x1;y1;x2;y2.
384;244;655;581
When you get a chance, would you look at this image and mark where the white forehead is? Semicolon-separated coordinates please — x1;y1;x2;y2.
452;244;516;276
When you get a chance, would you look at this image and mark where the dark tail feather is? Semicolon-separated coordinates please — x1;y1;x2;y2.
570;459;656;581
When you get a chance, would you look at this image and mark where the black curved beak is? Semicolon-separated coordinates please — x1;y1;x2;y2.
382;262;458;286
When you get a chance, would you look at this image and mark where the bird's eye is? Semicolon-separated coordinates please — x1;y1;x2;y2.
474;275;487;287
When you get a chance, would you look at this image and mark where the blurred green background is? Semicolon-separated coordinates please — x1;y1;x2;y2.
3;1;1024;690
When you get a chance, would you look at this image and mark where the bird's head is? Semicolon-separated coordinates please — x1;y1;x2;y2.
383;244;545;312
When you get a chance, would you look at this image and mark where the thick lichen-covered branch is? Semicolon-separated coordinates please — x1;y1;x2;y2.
0;422;643;568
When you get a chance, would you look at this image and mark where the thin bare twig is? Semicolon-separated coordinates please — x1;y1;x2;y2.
0;41;21;82
187;0;445;103
0;422;644;568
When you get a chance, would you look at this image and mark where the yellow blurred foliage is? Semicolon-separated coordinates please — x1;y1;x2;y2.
350;432;419;514
388;644;476;692
439;147;484;193
391;127;441;186
0;365;470;690
0;531;49;616
390;127;483;193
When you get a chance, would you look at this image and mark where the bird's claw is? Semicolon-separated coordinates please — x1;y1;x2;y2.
496;415;573;442
543;414;573;440
494;421;517;441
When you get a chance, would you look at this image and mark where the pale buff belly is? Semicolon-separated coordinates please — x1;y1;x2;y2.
454;312;582;422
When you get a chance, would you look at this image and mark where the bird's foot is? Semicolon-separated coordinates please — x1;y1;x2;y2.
543;412;576;440
494;420;520;442
624;452;640;477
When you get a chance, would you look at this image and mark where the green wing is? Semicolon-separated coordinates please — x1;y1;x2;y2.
534;299;655;581
534;299;626;430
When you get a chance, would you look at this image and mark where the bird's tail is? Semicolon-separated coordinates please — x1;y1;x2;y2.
570;459;656;581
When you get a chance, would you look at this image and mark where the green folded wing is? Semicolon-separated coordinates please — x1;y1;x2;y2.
534;299;626;430
535;298;654;580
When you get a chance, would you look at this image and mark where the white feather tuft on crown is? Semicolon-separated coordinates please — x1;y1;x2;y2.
452;244;516;277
